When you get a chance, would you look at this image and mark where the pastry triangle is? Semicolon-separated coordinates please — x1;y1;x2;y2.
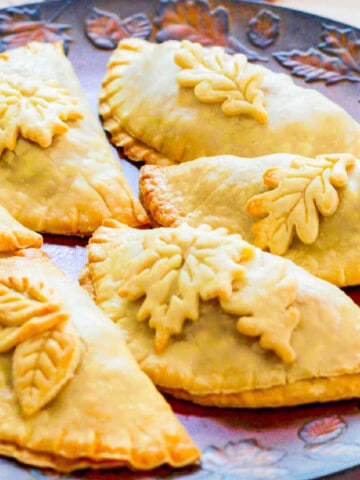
0;204;42;252
139;153;360;287
0;41;148;235
100;39;360;165
81;220;360;408
0;248;199;472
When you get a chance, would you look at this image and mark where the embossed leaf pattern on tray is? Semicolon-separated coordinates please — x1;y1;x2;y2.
273;47;360;84
85;7;152;50
175;40;268;122
274;23;360;84
0;74;82;154
0;3;72;54
154;0;265;61
0;276;68;353
299;416;347;445
119;225;249;353
319;24;360;73
200;439;288;478
247;9;280;49
246;154;355;255
13;322;82;416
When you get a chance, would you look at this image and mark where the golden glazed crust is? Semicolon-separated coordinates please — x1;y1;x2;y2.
0;205;42;252
139;154;360;287
0;42;148;235
100;39;360;165
82;221;360;408
0;248;199;472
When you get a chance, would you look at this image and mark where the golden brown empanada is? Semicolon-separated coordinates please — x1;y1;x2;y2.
81;220;360;408
0;205;42;252
0;248;199;472
0;41;147;235
100;39;360;165
139;153;360;287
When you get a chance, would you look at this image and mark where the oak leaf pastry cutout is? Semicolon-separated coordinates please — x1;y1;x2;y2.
100;38;360;165
82;221;360;408
0;41;147;235
0;73;82;154
247;154;355;255
139;153;360;287
174;40;267;122
0;248;199;472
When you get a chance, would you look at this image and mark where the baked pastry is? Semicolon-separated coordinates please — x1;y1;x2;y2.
0;248;199;471
81;220;360;408
139;153;360;287
100;38;360;165
0;41;147;235
0;205;42;252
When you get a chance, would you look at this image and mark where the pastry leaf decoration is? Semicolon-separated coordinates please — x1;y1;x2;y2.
221;261;299;364
13;323;82;416
246;154;356;255
119;224;252;352
175;40;268;123
0;73;83;154
119;224;300;362
0;276;68;352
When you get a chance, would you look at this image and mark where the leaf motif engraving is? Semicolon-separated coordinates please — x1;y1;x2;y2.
85;7;152;50
246;154;356;255
119;225;252;352
13;322;82;416
0;5;73;54
175;40;268;123
0;276;67;352
319;24;360;74
154;0;265;60
273;48;360;85
0;73;83;154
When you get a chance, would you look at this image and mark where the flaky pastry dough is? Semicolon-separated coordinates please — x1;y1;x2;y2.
82;221;360;408
139;153;360;287
100;38;360;165
0;249;199;472
0;204;42;252
0;42;147;235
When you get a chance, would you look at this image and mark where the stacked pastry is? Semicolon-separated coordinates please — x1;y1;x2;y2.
2;34;360;475
0;41;200;473
89;37;360;409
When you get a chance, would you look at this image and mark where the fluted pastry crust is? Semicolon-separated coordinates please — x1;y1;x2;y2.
0;248;199;472
82;220;360;407
139;153;360;287
100;38;360;165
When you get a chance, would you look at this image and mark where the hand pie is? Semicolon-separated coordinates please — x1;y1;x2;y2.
0;204;42;252
0;41;148;235
139;153;360;287
100;38;360;165
0;248;199;472
81;220;360;408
